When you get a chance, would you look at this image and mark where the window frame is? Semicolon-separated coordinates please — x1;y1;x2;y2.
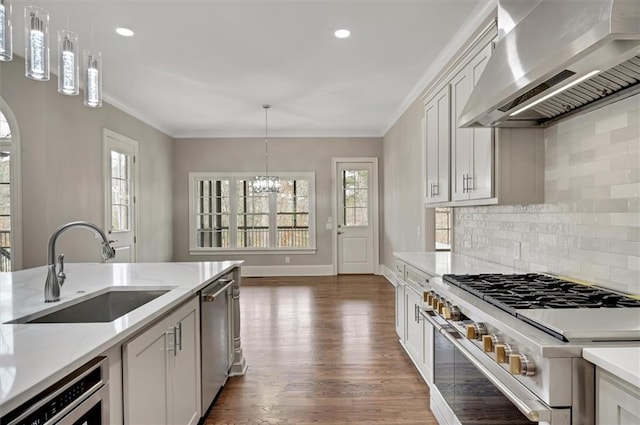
435;207;452;252
189;171;316;254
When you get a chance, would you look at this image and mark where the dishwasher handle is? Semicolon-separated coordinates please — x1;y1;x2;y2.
202;279;234;302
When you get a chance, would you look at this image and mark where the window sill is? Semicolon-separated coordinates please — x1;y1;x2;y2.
189;248;317;256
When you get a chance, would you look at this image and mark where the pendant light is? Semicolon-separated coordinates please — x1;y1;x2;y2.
57;29;79;95
83;49;102;107
253;104;281;193
0;0;12;61
24;5;49;80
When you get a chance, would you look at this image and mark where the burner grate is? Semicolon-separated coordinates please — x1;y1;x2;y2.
442;273;640;312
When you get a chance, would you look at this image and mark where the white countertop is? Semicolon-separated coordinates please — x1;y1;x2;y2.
583;347;640;388
394;251;518;276
0;261;242;413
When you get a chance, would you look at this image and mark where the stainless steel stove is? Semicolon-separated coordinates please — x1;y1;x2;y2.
443;273;640;341
420;272;640;425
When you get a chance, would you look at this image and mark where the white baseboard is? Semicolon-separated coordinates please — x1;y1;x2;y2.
241;265;334;277
381;264;396;285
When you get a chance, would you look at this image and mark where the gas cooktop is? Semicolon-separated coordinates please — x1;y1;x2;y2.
442;273;640;341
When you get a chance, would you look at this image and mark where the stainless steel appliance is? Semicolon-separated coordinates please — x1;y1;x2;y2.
200;276;234;415
419;273;640;425
460;0;640;128
1;357;109;425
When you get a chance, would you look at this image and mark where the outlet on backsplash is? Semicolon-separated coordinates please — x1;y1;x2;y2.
285;256;290;264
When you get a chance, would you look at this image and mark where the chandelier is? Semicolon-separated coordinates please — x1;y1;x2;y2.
254;104;280;193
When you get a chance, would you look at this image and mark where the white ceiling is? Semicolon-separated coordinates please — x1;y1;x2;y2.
11;1;493;138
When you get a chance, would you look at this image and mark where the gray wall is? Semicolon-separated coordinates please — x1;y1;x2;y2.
382;98;435;269
171;137;382;267
1;58;173;268
454;95;640;294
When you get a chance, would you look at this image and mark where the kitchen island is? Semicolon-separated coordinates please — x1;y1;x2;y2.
0;261;246;421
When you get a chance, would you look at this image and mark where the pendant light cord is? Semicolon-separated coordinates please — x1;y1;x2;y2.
263;104;270;177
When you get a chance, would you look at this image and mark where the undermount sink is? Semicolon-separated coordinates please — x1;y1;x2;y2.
8;288;171;324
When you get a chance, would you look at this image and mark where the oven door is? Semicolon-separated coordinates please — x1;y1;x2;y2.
422;309;566;425
56;383;109;425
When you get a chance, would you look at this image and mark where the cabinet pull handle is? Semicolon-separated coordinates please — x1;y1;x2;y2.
176;322;182;352
467;174;474;191
462;174;466;193
166;328;176;354
434;183;439;197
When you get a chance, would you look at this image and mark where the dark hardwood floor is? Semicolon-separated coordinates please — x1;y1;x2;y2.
204;275;436;425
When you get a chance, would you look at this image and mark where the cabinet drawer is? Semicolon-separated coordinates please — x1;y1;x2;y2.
395;261;406;280
405;265;429;290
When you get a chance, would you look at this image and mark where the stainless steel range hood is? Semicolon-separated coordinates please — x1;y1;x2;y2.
460;0;640;128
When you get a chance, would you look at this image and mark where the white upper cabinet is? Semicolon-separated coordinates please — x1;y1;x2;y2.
451;43;493;201
425;86;451;205
421;20;544;208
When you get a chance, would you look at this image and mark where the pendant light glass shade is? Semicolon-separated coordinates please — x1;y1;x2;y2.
57;30;79;95
254;104;280;193
24;5;49;81
83;49;102;108
0;0;12;61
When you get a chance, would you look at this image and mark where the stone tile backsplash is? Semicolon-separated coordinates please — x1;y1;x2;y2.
454;95;640;295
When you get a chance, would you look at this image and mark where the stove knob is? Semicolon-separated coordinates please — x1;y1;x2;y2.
437;301;446;315
491;334;503;349
466;324;477;339
495;344;516;363
473;322;487;340
425;292;432;304
431;296;439;310
442;304;452;320
482;335;494;352
449;305;461;321
509;354;536;376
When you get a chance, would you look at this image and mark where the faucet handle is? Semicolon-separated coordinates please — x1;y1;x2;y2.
57;253;66;285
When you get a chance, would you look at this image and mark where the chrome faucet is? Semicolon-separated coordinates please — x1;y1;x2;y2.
44;221;116;302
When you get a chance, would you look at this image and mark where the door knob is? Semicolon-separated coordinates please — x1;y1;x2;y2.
337;231;344;235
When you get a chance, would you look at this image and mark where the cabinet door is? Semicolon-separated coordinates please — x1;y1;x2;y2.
425;86;451;204
123;315;172;425
469;43;493;200
405;287;424;365
171;298;201;425
422;319;434;385
597;370;640;425
450;66;472;202
395;282;405;340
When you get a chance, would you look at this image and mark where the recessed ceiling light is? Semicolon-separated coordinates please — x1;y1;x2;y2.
334;29;351;39
116;27;135;37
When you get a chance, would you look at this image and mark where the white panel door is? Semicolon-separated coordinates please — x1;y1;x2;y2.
425;85;451;204
170;298;201;425
103;129;137;262
337;162;374;274
469;43;494;200
123;315;172;425
451;66;472;202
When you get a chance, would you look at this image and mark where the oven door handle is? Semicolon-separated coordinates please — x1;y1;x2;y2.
202;279;234;302
419;308;552;423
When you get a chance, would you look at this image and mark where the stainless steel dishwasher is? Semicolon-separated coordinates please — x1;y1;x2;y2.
200;276;234;414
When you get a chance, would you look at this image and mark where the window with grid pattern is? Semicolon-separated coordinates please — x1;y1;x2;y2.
189;172;315;252
435;207;452;251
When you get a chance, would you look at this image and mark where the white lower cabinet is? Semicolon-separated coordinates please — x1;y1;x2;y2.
123;297;201;425
405;284;425;368
596;369;640;425
395;281;406;340
421;319;433;385
395;261;406;341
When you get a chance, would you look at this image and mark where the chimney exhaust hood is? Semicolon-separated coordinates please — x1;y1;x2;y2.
460;0;640;128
